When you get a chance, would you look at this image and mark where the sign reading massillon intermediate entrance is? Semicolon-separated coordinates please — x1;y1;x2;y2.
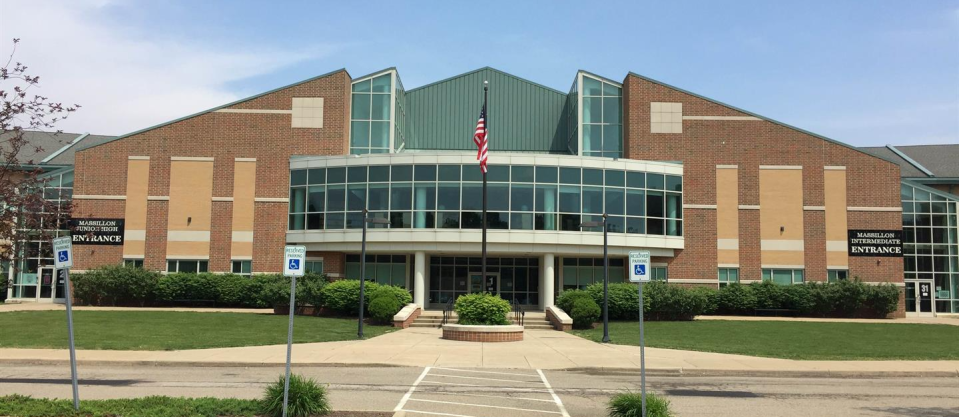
848;230;903;257
68;219;125;245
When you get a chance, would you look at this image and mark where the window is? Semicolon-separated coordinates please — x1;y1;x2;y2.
762;269;804;285
827;269;848;283
232;260;252;276
124;259;144;268
580;74;622;158
651;266;668;282
289;163;682;237
350;73;393;155
345;254;407;287
651;102;683;133
292;97;324;128
167;260;208;274
718;268;739;287
305;260;324;274
561;257;627;291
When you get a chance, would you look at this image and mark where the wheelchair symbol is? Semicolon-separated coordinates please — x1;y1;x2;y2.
634;264;646;275
288;259;300;270
58;251;69;263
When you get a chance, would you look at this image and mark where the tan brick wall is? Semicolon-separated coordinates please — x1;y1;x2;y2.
73;70;352;273
623;74;902;285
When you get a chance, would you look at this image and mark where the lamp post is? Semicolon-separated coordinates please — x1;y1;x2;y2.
359;208;390;339
581;213;609;343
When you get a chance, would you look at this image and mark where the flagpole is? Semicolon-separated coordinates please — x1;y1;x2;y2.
482;81;488;290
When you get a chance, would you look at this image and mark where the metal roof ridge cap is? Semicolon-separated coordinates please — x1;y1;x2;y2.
405;66;567;96
74;67;350;153
578;69;623;87
886;144;934;177
351;67;397;82
624;71;903;167
41;132;88;163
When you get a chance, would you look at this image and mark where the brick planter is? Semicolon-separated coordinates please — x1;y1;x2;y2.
442;324;524;342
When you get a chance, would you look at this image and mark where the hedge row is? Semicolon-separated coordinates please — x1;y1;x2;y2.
71;265;411;318
557;280;900;322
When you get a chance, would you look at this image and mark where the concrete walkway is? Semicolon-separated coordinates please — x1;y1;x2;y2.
2;327;957;377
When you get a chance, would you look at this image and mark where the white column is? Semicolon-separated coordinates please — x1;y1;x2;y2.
413;251;426;307
542;253;555;309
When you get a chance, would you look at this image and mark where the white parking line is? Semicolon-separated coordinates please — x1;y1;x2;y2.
401;410;478;417
431;367;540;377
428;373;542;383
420;380;550;392
426;391;557;403
536;369;570;417
394;366;431;412
407;398;563;414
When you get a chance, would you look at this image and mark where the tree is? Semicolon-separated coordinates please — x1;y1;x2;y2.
1;38;80;295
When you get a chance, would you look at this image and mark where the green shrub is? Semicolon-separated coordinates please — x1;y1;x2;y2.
454;293;511;325
72;265;161;306
261;374;331;417
585;283;641;320
715;283;757;314
372;285;413;306
863;282;900;317
320;279;380;315
570;297;601;329
368;292;401;324
751;281;788;309
608;391;674;417
642;282;712;321
556;289;594;314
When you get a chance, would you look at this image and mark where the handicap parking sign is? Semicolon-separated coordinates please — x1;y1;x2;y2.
53;236;73;269
629;250;651;283
283;245;306;277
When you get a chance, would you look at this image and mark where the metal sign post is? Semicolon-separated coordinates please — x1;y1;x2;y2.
53;236;79;410
629;250;651;417
282;245;306;417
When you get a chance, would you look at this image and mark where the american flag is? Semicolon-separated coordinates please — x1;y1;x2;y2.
473;104;488;173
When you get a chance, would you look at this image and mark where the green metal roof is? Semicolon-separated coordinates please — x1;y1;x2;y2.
405;67;569;153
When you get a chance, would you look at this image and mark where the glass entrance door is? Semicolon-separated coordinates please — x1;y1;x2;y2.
906;281;935;317
468;273;499;296
37;267;56;301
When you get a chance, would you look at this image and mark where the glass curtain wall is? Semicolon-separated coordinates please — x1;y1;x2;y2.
290;163;683;237
580;74;622;158
901;182;959;313
350;72;393;155
428;256;539;305
10;169;73;298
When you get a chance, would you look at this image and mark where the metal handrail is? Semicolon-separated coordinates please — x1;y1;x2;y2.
441;298;455;325
512;299;525;326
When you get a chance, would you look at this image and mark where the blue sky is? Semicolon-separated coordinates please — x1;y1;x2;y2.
2;0;956;146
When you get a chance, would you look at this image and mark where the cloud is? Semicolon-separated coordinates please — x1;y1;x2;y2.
0;0;331;135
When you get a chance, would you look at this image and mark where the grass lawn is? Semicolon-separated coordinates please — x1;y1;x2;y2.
571;320;959;360
0;310;395;350
0;395;261;417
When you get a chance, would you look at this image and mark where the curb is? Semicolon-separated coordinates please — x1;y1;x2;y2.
558;366;959;379
3;359;957;379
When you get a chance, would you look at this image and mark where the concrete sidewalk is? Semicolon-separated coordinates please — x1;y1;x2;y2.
2;327;957;377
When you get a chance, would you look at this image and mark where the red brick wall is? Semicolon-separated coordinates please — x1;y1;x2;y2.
622;74;902;285
73;70;352;272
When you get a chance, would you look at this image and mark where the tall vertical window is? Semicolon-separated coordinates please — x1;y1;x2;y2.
579;73;622;158
901;182;958;313
350;72;393;155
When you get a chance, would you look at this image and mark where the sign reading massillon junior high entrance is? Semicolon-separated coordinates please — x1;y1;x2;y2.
68;218;125;245
848;230;902;257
